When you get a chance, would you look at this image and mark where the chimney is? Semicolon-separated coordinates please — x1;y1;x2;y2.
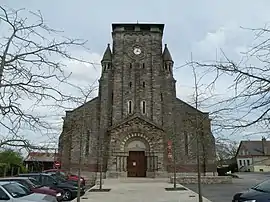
262;137;267;155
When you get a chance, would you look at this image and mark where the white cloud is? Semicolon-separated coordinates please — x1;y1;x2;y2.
64;51;102;83
2;0;270;143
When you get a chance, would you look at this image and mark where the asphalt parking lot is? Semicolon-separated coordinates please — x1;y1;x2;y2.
185;173;270;202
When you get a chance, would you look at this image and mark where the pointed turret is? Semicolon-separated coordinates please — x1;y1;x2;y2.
162;44;173;61
162;44;173;74
101;44;112;72
101;44;112;62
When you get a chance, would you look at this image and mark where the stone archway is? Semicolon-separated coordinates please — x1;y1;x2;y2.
121;133;154;152
106;132;164;178
124;137;149;177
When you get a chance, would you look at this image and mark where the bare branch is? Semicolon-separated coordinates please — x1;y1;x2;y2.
0;6;97;150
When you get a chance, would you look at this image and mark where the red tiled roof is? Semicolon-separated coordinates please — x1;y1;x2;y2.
24;152;59;162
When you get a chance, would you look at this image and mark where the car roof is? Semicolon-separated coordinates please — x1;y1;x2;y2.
0;181;17;186
0;177;30;180
44;169;63;171
20;173;51;176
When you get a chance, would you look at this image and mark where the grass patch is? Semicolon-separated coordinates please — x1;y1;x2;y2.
165;187;187;191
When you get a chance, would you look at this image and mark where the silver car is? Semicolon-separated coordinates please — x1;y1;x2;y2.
0;181;57;202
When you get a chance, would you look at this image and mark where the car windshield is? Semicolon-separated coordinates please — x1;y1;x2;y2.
53;174;66;183
54;172;68;180
59;171;66;176
252;179;270;193
3;183;31;198
27;178;42;188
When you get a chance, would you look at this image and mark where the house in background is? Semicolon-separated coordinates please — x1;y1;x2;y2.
24;152;58;172
236;137;270;172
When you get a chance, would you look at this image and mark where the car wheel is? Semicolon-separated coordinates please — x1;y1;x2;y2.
63;190;72;201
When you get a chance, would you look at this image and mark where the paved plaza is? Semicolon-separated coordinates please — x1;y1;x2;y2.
74;179;212;202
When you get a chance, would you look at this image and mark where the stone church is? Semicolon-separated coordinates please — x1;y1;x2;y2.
58;23;217;178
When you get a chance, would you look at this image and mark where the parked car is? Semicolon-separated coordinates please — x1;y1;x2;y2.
43;169;86;186
18;173;84;201
232;178;270;201
0;181;57;202
0;177;63;201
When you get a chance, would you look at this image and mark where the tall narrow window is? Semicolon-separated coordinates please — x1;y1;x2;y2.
110;93;113;126
161;93;163;101
142;82;145;88
141;101;146;114
130;63;132;68
128;100;133;114
85;130;90;156
184;131;188;155
129;82;132;88
142;63;145;69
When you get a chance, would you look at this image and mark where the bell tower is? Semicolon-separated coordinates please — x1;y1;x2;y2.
98;23;175;127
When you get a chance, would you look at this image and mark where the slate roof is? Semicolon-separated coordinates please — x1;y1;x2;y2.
237;140;270;156
101;44;112;62
162;44;173;61
24;152;58;162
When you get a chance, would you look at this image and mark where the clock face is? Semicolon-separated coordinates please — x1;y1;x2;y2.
133;47;141;55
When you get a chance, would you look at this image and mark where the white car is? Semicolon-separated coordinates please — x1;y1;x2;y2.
0;181;57;202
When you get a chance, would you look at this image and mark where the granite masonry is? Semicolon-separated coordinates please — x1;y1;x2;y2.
58;23;217;181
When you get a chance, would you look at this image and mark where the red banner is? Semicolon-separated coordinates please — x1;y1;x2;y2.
167;140;173;160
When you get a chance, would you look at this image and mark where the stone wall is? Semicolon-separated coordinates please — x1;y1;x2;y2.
169;98;217;173
169;175;232;184
59;97;100;172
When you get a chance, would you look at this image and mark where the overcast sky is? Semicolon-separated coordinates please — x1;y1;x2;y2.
2;0;270;146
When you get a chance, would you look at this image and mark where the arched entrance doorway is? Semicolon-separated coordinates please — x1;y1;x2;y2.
125;138;149;177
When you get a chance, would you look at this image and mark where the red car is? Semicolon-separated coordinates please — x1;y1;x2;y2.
0;177;64;201
43;169;86;186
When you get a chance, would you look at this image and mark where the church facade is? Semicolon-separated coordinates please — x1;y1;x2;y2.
58;23;217;178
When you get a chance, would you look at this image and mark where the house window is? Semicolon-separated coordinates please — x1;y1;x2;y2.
128;100;133;114
142;82;145;88
141;101;146;114
142;63;145;69
184;131;188;155
130;63;132;68
239;160;242;166
247;160;250;165
243;160;246;166
129;82;132;88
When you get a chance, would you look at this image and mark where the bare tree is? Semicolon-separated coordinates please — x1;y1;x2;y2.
192;25;270;136
57;83;97;201
0;6;95;149
191;55;203;202
215;138;238;166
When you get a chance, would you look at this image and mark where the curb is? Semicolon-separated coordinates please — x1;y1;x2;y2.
70;184;96;202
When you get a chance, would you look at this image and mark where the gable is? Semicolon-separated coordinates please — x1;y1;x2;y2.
236;141;270;156
108;114;164;132
175;98;209;116
66;96;99;115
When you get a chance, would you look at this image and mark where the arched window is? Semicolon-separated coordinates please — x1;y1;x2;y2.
128;100;133;114
141;101;146;114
